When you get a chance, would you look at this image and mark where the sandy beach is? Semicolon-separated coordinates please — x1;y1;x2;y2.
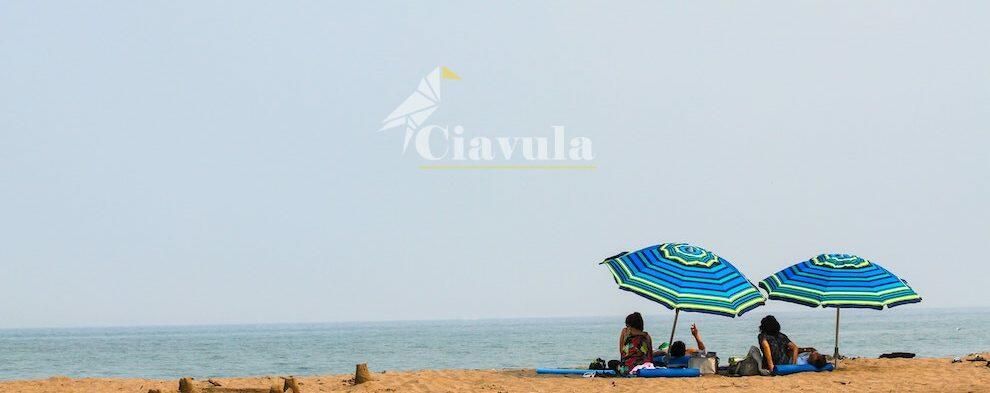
2;355;987;393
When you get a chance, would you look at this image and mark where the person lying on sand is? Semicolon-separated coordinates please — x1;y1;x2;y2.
758;315;827;370
667;323;707;358
618;312;654;374
795;347;828;368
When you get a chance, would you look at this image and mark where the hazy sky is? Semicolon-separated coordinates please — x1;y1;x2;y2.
1;2;988;328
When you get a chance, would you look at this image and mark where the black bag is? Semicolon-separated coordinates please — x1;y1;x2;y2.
879;352;915;359
588;358;607;370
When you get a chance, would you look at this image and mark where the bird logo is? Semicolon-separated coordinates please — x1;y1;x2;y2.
380;66;461;153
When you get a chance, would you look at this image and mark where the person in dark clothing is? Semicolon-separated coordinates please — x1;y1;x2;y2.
758;315;827;370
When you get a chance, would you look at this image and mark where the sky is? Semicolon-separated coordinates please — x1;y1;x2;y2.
0;2;988;328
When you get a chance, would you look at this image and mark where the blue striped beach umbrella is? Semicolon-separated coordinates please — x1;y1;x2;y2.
759;254;922;367
600;243;765;347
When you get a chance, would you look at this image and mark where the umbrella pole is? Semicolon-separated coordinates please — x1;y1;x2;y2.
833;308;840;369
667;308;680;352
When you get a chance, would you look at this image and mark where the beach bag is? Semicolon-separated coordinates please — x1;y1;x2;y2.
689;355;716;375
732;346;766;376
588;358;608;370
732;356;760;376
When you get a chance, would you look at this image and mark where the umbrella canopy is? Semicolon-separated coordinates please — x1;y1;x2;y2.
600;243;766;317
758;253;921;368
758;254;922;309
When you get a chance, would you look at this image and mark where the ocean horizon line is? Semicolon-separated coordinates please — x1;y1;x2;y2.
2;304;984;332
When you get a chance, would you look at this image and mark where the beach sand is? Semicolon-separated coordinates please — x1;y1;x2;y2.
2;355;987;392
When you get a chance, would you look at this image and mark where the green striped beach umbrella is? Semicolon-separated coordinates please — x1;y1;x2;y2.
601;243;765;349
759;254;922;368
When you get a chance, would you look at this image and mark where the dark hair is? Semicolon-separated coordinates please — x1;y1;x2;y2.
670;340;686;357
759;315;781;335
625;312;644;331
811;353;828;368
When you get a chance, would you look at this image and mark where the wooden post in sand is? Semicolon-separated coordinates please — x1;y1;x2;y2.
179;377;196;393
354;363;373;384
283;376;302;393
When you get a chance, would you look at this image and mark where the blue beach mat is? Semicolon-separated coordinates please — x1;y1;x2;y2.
535;368;616;376
653;355;692;367
773;363;835;375
636;368;701;378
534;367;700;378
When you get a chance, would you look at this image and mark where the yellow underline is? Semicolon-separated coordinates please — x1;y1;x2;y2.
419;165;597;170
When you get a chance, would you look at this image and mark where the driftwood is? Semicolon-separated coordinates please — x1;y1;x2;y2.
354;363;373;384
176;376;301;393
179;387;277;393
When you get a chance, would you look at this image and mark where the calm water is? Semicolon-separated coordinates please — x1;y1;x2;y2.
0;307;987;380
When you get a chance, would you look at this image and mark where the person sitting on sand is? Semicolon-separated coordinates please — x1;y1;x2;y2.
668;323;707;358
758;315;827;370
618;312;654;374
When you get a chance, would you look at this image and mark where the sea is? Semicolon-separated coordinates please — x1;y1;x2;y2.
0;307;987;381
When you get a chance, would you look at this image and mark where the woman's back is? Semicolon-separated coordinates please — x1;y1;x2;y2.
758;315;795;369
618;312;653;374
620;330;652;369
758;332;792;367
